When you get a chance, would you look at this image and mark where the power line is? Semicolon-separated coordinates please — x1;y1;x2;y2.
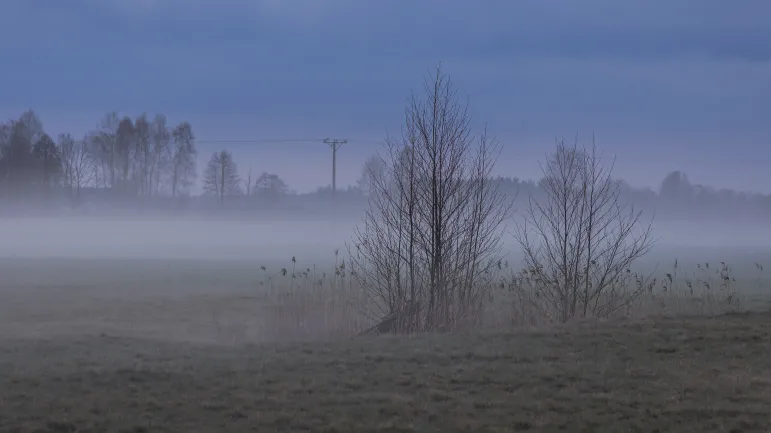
196;138;325;144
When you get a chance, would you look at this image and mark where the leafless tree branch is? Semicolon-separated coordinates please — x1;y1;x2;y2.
349;65;514;333
511;137;655;322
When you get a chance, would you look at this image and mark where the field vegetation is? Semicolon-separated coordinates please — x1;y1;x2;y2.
1;65;770;432
1;253;769;432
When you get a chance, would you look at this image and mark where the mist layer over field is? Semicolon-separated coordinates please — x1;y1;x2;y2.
2;215;770;263
2;217;769;432
0;216;357;264
1;215;769;261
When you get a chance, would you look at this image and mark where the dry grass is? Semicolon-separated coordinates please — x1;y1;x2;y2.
1;257;770;432
0;257;768;343
1;311;770;432
207;258;771;340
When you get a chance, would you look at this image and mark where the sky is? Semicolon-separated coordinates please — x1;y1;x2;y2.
1;0;769;193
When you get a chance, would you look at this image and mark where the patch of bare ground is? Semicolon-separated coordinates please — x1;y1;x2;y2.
1;311;770;433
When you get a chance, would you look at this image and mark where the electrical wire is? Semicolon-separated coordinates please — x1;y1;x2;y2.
196;138;327;144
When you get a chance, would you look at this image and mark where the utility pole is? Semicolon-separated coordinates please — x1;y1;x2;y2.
323;138;347;198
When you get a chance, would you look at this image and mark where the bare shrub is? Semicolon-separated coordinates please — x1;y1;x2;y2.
349;65;512;333
511;137;655;323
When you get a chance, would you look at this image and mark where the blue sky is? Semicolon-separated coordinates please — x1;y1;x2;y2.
1;0;769;193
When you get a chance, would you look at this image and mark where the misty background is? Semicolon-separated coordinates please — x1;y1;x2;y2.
0;0;769;265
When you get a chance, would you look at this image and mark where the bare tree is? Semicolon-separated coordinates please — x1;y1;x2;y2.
89;112;119;189
254;172;289;201
60;134;94;199
0;121;10;193
350;65;512;333
145;114;171;196
170;122;197;197
32;133;62;194
356;154;386;195
114;116;136;193
59;133;76;193
511;138;655;323
203;150;241;205
132;115;147;195
1;112;42;197
17;110;44;146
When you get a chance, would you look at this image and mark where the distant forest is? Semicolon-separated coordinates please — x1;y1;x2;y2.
0;109;767;221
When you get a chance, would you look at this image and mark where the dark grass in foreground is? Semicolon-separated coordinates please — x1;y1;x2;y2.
1;312;770;433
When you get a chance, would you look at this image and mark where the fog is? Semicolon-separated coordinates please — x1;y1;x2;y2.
0;216;357;264
2;215;769;267
650;219;771;248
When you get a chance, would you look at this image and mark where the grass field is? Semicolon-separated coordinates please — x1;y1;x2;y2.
2;312;770;432
1;256;770;432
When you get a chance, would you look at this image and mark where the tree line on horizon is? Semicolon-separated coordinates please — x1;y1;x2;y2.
0;110;297;207
0;109;768;218
0;110;196;201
